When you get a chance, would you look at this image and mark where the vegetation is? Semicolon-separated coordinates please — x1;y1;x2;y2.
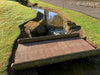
29;0;100;45
0;0;37;74
63;9;100;45
0;0;100;74
29;0;39;3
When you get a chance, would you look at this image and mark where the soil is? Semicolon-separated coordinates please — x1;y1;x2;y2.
7;22;30;75
7;1;100;75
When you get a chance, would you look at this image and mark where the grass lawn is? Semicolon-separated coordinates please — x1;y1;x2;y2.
0;0;100;74
29;0;100;45
0;0;37;74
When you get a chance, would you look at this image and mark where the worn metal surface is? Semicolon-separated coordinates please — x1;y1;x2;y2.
13;37;95;70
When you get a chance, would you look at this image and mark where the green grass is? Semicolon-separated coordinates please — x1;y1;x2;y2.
63;9;100;45
0;0;37;74
29;0;39;3
0;0;100;74
29;0;100;45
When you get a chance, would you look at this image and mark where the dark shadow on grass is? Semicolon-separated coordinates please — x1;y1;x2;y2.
7;20;34;75
7;10;44;75
16;0;28;6
33;3;38;7
7;34;19;75
7;22;28;75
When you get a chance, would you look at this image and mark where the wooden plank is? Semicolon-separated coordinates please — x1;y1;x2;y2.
18;33;79;44
12;48;100;70
12;37;96;70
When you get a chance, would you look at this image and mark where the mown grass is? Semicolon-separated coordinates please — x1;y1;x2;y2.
29;0;39;3
29;0;100;45
0;0;100;74
0;0;37;74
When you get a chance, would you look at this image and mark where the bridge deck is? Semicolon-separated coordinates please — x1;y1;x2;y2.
12;37;95;70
